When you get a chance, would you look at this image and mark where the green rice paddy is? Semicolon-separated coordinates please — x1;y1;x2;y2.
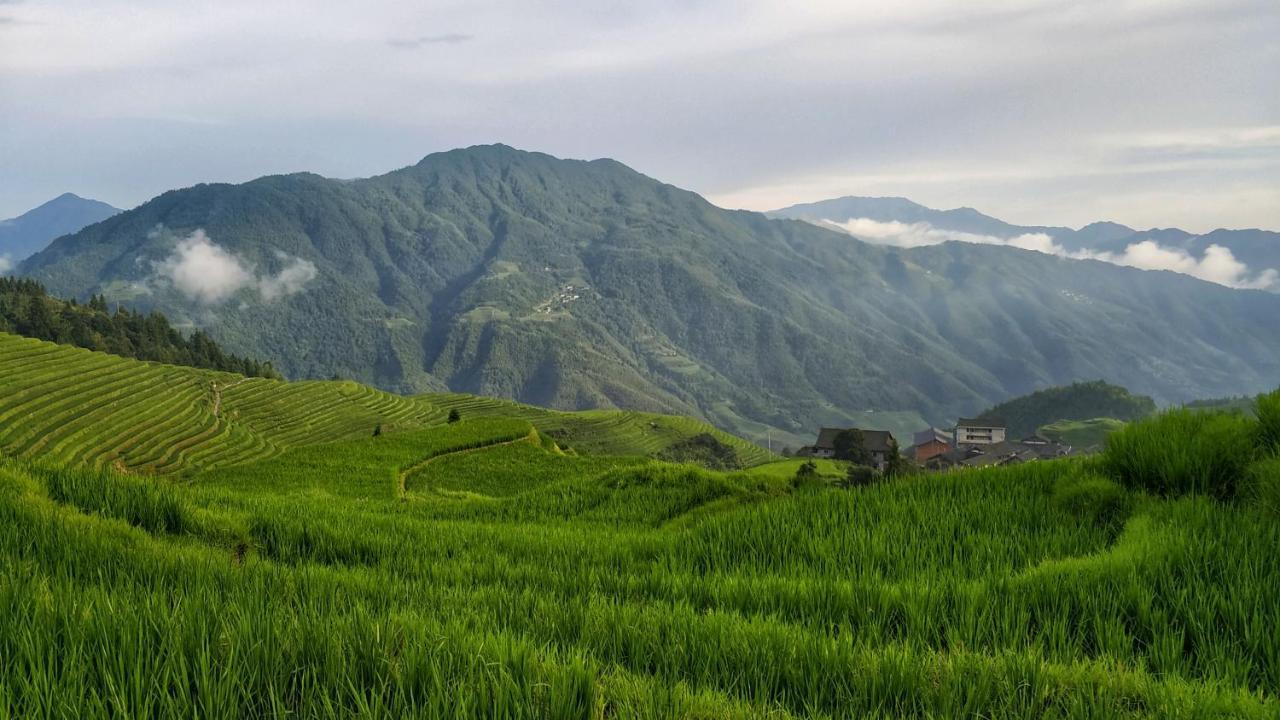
0;332;1276;718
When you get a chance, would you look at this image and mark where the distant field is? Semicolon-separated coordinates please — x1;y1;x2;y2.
1040;417;1127;449
424;392;775;467
0;333;772;475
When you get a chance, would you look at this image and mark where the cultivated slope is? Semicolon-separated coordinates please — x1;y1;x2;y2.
21;145;1280;444
0;333;770;473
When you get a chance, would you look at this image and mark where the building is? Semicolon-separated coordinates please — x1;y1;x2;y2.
801;427;898;471
926;438;1076;471
955;417;1007;446
909;427;953;463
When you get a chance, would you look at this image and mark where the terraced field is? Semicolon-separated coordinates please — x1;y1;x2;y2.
0;333;772;476
426;393;775;466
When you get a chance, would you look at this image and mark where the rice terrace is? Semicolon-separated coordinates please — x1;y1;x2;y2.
0;329;1276;718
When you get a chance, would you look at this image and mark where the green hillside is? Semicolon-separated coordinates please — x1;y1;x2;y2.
0;277;278;378
0;332;771;474
1;386;1278;716
977;380;1157;438
1040;417;1127;450
20;145;1280;445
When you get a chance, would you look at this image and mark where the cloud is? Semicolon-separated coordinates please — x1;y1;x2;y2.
0;255;11;274
387;33;473;49
1087;241;1280;290
151;229;317;304
825;217;1280;290
823;218;1057;252
258;252;318;301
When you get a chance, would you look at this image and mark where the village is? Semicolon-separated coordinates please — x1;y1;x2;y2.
795;417;1079;472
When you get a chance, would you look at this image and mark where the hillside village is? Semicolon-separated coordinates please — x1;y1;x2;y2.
797;416;1079;472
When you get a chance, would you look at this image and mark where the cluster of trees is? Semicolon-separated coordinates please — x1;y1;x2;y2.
977;380;1157;437
0;278;280;379
793;428;912;490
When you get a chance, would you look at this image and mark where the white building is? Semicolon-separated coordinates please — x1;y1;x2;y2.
955;418;1007;445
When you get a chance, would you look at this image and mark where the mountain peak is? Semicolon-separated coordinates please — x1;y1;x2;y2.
1;193;121;263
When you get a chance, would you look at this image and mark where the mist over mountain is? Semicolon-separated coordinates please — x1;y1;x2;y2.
19;146;1280;445
0;194;121;271
771;197;1280;291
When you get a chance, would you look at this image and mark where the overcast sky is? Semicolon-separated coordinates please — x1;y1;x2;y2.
1;0;1277;231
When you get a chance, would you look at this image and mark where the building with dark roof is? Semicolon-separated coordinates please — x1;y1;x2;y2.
801;427;898;471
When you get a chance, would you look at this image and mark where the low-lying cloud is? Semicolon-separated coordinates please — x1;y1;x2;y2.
824;218;1279;290
152;229;318;304
0;255;11;274
1088;241;1279;291
259;251;320;301
823;218;1057;252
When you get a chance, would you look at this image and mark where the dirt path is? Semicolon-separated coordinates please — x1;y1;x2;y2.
211;377;250;418
396;429;538;498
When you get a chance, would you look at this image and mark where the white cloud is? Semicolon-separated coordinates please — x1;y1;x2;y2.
152;229;317;304
258;252;318;301
823;218;1058;253
1087;241;1280;290
0;255;11;274
152;230;254;304
825;217;1280;290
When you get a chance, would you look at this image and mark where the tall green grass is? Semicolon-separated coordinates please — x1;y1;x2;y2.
1256;389;1280;455
1101;408;1256;498
1;397;1279;716
37;461;190;534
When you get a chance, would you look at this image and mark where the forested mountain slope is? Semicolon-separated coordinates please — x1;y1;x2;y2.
21;145;1280;444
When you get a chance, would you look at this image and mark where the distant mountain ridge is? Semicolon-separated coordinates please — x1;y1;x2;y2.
18;146;1280;445
769;196;1280;290
0;193;121;267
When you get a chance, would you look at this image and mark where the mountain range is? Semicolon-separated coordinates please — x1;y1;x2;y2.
0;193;120;269
17;145;1280;446
770;196;1280;291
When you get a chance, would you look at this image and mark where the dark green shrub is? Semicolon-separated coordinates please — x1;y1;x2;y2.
447;408;462;423
1101;409;1256;499
791;461;824;492
842;464;881;488
1051;473;1131;529
1256;389;1280;455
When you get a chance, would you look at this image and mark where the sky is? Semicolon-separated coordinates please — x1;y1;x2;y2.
1;0;1278;232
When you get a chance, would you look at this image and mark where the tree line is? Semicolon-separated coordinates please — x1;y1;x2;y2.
0;277;280;379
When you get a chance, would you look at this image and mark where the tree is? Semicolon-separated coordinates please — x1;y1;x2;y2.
447;408;461;423
832;428;871;465
372;423;383;437
883;438;908;478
